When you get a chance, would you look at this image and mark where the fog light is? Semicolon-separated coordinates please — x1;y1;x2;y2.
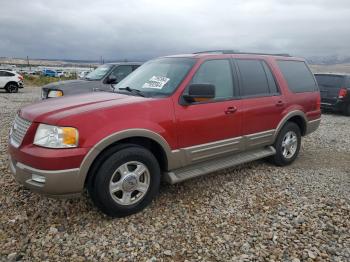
32;174;46;183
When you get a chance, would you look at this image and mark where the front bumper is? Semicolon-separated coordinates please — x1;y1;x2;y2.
9;155;83;198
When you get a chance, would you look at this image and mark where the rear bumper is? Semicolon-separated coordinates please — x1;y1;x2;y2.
321;100;348;111
9;155;82;197
305;118;321;135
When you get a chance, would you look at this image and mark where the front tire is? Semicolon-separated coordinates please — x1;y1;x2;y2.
271;122;301;166
88;145;161;217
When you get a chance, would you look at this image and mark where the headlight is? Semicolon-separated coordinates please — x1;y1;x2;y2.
34;124;79;148
47;90;63;98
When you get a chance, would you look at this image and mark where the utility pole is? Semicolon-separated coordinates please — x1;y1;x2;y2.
27;56;31;71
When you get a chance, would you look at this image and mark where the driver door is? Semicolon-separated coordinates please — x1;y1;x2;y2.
174;59;243;164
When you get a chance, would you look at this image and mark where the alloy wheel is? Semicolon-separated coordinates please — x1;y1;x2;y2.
109;161;150;206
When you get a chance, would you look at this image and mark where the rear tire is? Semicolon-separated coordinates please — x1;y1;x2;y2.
270;122;301;166
5;83;19;93
88;145;161;217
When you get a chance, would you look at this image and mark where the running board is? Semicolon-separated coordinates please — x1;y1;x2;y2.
164;146;276;184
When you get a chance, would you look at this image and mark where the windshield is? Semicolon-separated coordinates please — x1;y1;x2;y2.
85;64;113;80
115;58;195;96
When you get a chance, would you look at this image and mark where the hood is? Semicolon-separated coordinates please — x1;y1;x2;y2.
42;79;103;92
20;92;148;124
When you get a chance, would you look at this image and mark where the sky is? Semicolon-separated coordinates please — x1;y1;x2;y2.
0;0;349;61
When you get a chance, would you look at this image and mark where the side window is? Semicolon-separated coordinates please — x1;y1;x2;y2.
110;65;133;82
236;59;270;97
5;72;15;77
0;71;4;77
262;62;279;94
132;65;140;71
277;60;317;92
191;59;234;99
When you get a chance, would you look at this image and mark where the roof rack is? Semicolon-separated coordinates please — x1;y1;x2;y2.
193;50;291;57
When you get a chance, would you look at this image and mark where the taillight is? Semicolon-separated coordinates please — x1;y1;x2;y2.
18;75;23;81
338;88;347;99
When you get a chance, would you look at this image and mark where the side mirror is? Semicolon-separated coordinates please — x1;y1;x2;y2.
183;84;215;103
106;75;117;84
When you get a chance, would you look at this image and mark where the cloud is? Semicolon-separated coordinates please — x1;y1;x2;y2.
0;0;349;60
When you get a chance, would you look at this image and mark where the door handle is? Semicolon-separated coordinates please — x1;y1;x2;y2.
225;106;237;114
276;101;285;107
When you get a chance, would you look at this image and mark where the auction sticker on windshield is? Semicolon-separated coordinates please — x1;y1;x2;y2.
142;76;170;89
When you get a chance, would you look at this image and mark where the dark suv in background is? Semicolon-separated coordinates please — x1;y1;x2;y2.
315;73;350;115
41;62;142;99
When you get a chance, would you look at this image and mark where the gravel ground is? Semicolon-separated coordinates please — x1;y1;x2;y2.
1;87;349;262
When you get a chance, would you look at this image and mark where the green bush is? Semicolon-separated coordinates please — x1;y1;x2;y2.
23;75;76;87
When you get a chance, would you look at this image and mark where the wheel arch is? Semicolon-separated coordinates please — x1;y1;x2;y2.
5;81;19;87
78;129;174;188
274;111;307;141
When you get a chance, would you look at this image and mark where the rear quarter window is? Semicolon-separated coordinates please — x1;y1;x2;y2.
277;60;317;93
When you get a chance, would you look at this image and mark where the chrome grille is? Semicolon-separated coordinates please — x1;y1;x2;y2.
10;115;32;148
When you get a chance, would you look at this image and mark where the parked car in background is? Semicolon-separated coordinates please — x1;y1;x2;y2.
0;70;24;93
41;62;142;99
9;51;321;217
42;69;57;77
314;73;350;115
63;71;72;78
78;71;91;79
56;70;65;78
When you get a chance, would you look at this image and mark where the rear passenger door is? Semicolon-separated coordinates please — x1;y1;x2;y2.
235;59;284;148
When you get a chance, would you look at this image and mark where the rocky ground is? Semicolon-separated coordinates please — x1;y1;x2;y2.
0;87;349;261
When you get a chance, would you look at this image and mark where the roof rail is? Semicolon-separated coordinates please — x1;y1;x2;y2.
193;50;291;57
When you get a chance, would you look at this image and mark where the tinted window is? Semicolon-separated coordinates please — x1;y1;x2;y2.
110;65;133;82
1;71;14;76
315;75;345;89
236;59;270;96
191;59;234;99
347;77;350;88
277;60;317;92
262;62;279;93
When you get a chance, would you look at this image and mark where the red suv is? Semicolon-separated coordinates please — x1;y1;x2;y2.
8;51;321;217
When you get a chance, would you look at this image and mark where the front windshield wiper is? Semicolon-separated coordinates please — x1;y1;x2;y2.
118;86;145;97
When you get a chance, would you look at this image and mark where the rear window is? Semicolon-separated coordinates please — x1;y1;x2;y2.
277;60;317;93
315;75;345;89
